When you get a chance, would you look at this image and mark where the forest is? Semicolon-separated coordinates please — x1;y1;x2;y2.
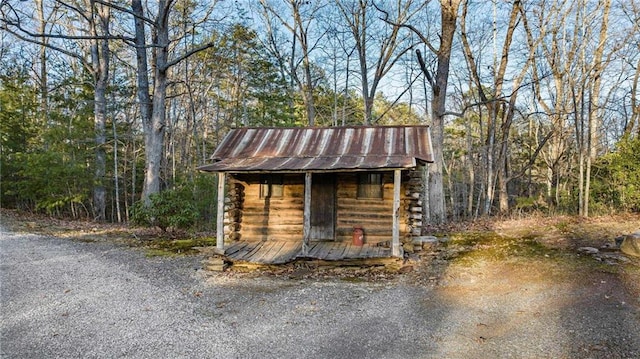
1;0;639;229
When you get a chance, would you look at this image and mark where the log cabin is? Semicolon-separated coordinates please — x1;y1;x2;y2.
197;125;434;263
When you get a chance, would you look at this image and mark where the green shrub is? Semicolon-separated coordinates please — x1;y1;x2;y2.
591;136;640;213
131;189;199;232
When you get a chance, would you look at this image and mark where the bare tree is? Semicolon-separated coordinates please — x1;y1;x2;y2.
1;0;113;221
620;0;640;138
258;0;324;126
128;0;219;203
458;0;544;214
414;0;461;225
338;0;419;124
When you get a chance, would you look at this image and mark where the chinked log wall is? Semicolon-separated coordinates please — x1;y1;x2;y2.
224;171;424;245
335;172;408;244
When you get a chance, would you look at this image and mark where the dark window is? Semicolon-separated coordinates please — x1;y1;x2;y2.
260;174;284;198
358;173;383;199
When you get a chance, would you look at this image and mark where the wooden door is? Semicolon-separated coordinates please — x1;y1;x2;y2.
310;173;336;241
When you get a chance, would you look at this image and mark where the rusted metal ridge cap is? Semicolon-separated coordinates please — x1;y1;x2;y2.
197;125;434;173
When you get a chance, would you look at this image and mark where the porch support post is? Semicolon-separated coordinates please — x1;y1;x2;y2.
216;172;226;252
392;169;402;257
302;172;312;256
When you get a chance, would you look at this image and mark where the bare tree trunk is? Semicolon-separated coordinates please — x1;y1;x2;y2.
625;58;640;136
145;1;170;198
131;0;153;204
36;0;48;133
89;0;110;221
583;0;611;217
112;110;121;223
259;0;319;126
423;0;460;226
465;113;474;218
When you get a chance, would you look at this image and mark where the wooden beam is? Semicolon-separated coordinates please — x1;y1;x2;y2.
303;172;312;256
216;172;226;251
392;169;402;257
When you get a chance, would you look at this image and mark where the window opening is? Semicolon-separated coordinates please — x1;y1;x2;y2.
357;173;383;199
260;174;284;198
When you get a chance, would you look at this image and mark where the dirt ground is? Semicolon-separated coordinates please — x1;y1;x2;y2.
2;209;639;292
2;209;640;358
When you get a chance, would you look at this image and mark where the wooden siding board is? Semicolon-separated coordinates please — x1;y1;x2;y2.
216;172;226;250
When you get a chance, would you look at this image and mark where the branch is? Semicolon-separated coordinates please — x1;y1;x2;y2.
164;41;216;69
416;49;434;89
93;0;155;25
0;24;89;68
372;72;422;124
509;127;555;181
55;0;91;24
1;17;133;42
373;2;437;54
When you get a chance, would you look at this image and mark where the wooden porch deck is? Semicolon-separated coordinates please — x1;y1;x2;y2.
223;240;394;264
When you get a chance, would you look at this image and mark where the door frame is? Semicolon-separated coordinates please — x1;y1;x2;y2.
310;173;336;241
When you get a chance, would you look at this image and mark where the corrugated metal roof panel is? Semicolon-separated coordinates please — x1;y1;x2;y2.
197;125;433;173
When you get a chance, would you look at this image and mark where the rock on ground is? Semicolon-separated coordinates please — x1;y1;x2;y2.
621;232;640;258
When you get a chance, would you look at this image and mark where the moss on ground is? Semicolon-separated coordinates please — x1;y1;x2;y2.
143;237;216;257
444;231;560;265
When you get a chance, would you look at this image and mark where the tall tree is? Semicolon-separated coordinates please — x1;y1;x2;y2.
128;0;219;203
258;0;323;126
458;0;543;214
338;0;419;124
1;0;112;220
412;0;460;225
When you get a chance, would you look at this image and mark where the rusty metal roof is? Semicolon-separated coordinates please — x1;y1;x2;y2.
197;125;434;173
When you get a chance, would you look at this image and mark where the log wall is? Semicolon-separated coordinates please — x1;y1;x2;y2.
228;171;418;244
335;172;410;245
230;174;305;242
405;164;425;237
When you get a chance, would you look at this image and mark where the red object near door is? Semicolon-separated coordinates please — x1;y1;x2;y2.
353;226;364;246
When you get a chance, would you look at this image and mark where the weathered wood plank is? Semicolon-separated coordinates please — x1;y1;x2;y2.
325;241;348;260
306;241;320;253
311;241;333;258
223;239;398;265
392;169;401;257
236;241;265;261
303;172;311;256
242;225;306;234
357;244;369;258
263;241;294;263
252;240;286;263
342;244;365;259
216;172;226;250
271;241;302;264
224;241;249;256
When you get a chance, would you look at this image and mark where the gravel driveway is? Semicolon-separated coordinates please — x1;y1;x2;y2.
2;227;640;359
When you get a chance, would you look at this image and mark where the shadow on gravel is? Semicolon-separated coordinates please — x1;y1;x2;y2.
3;210;640;359
556;265;640;358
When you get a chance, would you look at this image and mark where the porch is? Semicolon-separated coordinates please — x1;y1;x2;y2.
222;240;396;265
